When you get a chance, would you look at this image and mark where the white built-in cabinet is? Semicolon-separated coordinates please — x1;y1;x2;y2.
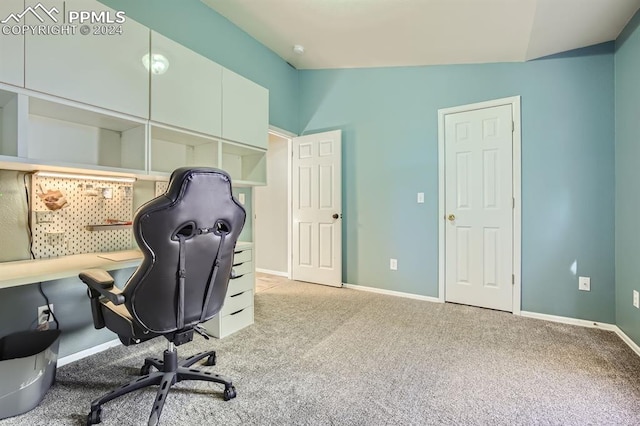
0;0;25;87
0;2;268;185
24;0;150;118
203;243;254;338
222;69;269;149
150;31;223;136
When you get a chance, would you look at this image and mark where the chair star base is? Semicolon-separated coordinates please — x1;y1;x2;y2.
86;343;236;426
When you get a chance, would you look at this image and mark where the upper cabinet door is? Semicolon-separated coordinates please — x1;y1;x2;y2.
222;69;269;149
24;0;149;118
0;0;25;87
150;31;222;137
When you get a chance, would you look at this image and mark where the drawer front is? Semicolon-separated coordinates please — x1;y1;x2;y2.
229;272;254;294
233;249;252;264
232;261;253;277
221;306;254;337
221;290;253;316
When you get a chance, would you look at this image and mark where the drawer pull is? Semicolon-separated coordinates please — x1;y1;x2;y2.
230;309;244;316
229;292;244;298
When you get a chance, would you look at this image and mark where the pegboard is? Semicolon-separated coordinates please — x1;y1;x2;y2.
31;175;134;258
155;181;169;197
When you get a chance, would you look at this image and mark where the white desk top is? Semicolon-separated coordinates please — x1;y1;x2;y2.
0;242;252;290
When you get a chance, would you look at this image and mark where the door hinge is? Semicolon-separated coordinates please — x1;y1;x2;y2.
512;121;515;132
512;274;515;285
513;197;515;209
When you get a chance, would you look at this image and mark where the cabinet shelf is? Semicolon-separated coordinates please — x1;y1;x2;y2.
26;96;147;173
149;124;220;174
86;224;132;231
221;141;266;185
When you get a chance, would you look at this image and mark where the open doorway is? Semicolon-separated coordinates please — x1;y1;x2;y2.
254;131;291;277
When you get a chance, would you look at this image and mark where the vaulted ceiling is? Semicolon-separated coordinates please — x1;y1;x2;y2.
202;0;640;69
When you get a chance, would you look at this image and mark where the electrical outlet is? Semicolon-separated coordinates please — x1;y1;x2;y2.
390;258;398;270
633;290;639;309
578;276;590;291
238;193;245;205
37;305;53;325
417;192;424;203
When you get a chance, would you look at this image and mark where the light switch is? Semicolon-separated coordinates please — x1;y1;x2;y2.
417;192;424;203
238;193;245;205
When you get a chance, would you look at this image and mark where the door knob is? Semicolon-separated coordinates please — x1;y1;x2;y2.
447;214;456;222
332;213;340;219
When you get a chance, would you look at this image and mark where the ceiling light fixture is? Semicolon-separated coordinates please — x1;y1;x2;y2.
293;44;305;55
142;53;170;75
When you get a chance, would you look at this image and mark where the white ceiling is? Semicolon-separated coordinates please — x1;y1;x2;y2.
201;0;640;70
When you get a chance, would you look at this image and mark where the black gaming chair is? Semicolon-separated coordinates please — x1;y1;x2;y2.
78;167;246;426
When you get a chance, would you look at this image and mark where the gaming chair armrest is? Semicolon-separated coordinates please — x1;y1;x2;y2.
79;269;126;305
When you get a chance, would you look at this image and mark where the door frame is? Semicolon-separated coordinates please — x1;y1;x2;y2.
255;126;296;279
437;96;522;314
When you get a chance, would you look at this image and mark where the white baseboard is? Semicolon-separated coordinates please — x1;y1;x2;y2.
256;268;288;277
613;327;640;357
521;311;640;358
343;283;442;303
520;311;618;330
58;339;121;367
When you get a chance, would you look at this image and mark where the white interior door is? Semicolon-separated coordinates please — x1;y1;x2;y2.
444;104;513;311
292;130;342;287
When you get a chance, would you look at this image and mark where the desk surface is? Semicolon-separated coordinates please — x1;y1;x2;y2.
0;242;252;290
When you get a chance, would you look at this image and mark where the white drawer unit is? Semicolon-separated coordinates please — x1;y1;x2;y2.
203;243;254;338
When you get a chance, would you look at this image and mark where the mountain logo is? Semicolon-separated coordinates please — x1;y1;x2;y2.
1;3;60;24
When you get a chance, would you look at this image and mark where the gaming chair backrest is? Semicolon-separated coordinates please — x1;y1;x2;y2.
123;167;246;333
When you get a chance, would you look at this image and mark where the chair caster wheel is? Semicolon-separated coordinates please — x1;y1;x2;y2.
205;353;216;366
87;408;102;425
223;385;236;401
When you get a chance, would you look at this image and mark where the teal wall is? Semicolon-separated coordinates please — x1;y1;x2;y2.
615;11;640;345
299;44;616;323
99;0;299;134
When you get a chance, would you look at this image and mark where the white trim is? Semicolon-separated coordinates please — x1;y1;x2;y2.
437;96;522;314
520;311;618;330
613;327;640;358
343;283;443;304
57;339;121;367
269;124;297;139
520;311;640;358
287;136;293;280
256;268;288;277
259;129;295;279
